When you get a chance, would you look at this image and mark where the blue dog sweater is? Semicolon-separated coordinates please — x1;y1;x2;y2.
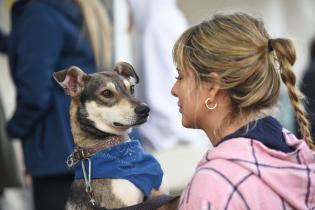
74;140;163;197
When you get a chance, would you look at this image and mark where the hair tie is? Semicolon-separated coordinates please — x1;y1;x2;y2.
268;39;274;52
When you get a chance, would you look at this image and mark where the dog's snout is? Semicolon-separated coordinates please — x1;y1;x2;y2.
135;105;150;115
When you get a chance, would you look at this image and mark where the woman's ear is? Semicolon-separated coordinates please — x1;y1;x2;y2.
204;72;222;100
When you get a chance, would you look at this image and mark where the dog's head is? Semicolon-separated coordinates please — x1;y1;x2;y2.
53;62;149;136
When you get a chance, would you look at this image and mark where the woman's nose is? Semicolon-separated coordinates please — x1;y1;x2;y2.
171;82;178;97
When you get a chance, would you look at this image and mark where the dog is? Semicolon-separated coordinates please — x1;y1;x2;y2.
53;62;169;210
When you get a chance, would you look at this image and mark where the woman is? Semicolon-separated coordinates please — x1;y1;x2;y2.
5;0;111;209
171;13;315;209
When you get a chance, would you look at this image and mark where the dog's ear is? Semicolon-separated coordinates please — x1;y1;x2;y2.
53;66;87;97
113;62;139;84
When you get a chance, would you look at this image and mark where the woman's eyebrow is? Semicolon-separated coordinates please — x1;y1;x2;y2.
176;67;181;72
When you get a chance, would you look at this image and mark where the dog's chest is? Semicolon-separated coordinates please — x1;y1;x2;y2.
110;179;144;205
67;178;144;209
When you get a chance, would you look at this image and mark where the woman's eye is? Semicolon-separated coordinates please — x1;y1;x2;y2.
130;85;135;94
175;67;183;80
102;90;113;98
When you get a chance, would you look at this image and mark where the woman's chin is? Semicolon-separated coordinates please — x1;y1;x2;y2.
181;118;193;129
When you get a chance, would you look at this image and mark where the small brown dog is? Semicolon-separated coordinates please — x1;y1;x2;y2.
53;62;168;210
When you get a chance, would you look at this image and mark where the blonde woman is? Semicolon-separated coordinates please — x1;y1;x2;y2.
5;0;111;209
171;13;315;209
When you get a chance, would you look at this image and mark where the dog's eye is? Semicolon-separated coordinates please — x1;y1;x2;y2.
102;90;113;98
130;85;135;94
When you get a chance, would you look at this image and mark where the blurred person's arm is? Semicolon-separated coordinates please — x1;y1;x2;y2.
6;3;63;139
0;29;9;54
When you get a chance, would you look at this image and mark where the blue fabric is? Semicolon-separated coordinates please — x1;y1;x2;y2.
6;0;96;176
74;140;164;197
219;116;294;153
129;128;142;140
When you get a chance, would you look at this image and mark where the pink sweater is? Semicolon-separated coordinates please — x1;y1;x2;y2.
179;129;315;210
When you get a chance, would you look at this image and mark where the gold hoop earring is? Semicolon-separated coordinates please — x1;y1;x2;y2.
205;98;217;110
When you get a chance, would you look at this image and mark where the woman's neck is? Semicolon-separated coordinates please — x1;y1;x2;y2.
204;117;249;146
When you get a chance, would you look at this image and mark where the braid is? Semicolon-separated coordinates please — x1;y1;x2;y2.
272;38;315;151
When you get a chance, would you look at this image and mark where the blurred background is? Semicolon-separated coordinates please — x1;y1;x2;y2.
0;0;315;209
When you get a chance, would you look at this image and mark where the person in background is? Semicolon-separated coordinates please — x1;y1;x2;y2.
4;0;112;209
128;0;207;151
170;12;315;209
300;38;315;144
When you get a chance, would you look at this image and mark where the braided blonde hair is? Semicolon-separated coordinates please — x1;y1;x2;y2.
173;12;315;150
75;0;112;70
271;39;315;150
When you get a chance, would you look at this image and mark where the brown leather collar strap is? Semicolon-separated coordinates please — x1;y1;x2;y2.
67;135;125;167
77;135;125;158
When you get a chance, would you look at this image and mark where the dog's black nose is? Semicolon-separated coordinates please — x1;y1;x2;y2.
135;105;150;115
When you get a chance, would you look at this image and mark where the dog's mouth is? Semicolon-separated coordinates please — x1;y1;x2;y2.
113;117;148;128
113;122;125;127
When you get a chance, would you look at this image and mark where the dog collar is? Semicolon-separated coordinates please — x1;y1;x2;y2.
66;135;125;168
